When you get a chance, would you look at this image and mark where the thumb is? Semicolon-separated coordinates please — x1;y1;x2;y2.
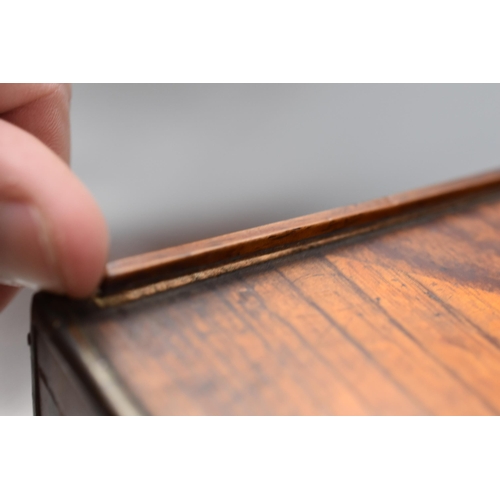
0;119;109;298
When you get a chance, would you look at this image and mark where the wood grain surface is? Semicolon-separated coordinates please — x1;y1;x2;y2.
101;168;500;296
31;170;500;415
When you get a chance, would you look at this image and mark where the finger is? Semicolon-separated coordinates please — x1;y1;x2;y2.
0;83;71;162
0;119;109;298
0;285;18;312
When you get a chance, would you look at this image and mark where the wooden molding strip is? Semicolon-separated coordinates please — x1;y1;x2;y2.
100;168;500;297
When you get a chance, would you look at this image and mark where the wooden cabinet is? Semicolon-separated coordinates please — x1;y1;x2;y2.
30;169;500;415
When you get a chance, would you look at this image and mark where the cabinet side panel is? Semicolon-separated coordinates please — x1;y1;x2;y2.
34;327;107;416
39;378;61;416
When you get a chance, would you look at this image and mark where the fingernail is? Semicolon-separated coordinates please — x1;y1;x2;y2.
0;201;64;292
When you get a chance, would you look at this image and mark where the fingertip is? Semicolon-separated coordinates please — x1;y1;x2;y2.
48;186;110;298
0;285;18;312
0;119;109;298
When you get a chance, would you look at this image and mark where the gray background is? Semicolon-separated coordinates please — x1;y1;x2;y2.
1;84;500;415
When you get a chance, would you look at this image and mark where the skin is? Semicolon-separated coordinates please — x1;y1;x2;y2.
0;83;109;310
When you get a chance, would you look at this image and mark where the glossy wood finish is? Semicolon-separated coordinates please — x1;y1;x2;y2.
102;168;500;297
31;169;500;415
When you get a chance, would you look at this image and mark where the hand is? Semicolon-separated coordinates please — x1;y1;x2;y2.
0;84;109;310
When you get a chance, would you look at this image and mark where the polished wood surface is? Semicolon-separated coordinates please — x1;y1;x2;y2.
31;169;500;415
102;168;500;296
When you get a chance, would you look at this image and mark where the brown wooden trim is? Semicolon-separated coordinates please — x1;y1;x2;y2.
100;168;500;296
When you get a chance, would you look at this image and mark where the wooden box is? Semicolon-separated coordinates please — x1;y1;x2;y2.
30;170;500;415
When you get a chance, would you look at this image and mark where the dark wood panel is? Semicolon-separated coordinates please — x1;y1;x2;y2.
34;327;110;415
31;169;500;415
